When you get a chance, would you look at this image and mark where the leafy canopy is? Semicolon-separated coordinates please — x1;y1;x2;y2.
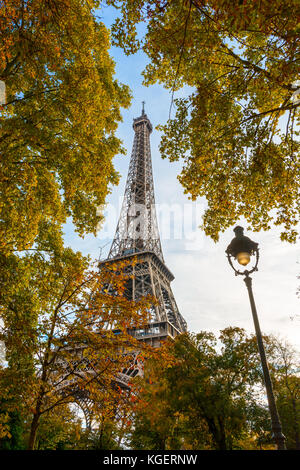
130;328;273;450
0;0;131;255
0;251;154;449
108;0;300;242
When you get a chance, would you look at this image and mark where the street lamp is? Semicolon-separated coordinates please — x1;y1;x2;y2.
226;226;286;450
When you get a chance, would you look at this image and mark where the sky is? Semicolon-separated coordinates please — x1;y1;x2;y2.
64;5;300;351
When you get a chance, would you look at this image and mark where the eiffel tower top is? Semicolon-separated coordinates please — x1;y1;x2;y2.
108;106;164;261
132;102;153;133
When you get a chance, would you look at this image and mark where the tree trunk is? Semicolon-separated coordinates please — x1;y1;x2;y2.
205;416;228;450
28;412;41;450
160;437;166;450
216;433;227;450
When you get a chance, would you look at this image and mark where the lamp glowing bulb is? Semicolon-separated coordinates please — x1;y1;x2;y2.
236;252;250;266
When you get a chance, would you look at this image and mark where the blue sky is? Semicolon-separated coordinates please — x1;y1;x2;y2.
64;4;300;351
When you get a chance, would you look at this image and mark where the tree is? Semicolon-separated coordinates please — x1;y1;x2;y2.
25;403;83;450
130;328;276;450
108;0;300;242
126;341;183;450
268;337;300;449
0;3;134;448
0;0;131;256
0;251;153;449
130;365;183;450
75;419;124;450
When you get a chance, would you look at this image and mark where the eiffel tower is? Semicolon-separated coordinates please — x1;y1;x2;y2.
60;106;187;425
102;104;187;350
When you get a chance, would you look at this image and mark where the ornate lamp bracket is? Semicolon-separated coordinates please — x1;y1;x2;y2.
227;248;259;277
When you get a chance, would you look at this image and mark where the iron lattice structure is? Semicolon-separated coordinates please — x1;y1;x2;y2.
55;109;187;427
102;108;187;347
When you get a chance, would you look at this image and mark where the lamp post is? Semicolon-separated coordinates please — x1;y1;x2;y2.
226;226;286;450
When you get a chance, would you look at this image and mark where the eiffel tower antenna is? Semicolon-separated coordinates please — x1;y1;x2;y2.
142;100;145;115
102;108;187;347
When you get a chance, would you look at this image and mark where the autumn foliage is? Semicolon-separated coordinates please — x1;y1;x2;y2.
108;0;300;242
0;0;131;255
0;253;155;449
129;329;300;450
0;0;299;451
